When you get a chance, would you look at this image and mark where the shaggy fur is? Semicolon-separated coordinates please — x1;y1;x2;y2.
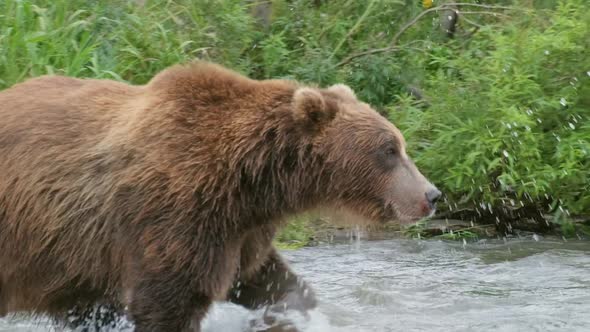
0;62;439;331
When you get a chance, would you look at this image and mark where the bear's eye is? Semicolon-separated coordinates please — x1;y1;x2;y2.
385;147;396;156
377;144;398;169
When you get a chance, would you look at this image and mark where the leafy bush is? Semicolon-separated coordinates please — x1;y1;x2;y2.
391;0;590;218
274;214;315;249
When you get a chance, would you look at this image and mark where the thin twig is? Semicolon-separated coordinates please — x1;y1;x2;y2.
328;0;377;60
335;40;427;68
467;27;480;37
458;11;509;17
389;6;445;48
444;2;514;10
335;46;400;67
242;0;273;9
460;15;483;28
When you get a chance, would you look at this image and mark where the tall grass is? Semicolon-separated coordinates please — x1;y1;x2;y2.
0;0;256;87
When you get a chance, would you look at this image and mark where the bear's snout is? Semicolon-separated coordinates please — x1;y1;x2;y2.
425;188;442;210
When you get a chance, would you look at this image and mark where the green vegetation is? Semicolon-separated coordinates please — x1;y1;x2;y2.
1;0;588;242
274;215;315;249
395;1;590;221
402;220;481;241
438;229;479;241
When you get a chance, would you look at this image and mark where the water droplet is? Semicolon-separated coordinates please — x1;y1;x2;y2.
569;123;575;130
503;150;509;158
560;98;567;106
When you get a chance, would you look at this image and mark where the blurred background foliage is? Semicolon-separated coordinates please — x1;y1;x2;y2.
1;0;588;233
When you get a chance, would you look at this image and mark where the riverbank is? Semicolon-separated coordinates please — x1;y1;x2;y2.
275;214;590;249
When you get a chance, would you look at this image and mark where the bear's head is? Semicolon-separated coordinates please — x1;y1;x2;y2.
292;84;441;224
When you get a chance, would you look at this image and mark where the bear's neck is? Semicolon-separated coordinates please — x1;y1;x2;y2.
226;124;325;228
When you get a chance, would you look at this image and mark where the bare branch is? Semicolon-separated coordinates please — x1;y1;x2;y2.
464;26;480;39
334;46;401;68
444;3;514;10
334;41;426;68
334;2;512;68
329;0;378;60
460;15;483;28
458;11;509;17
389;6;443;48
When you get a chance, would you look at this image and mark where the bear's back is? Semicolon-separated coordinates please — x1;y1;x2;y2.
0;75;143;151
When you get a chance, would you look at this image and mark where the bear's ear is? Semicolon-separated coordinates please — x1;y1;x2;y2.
293;87;336;130
327;84;356;101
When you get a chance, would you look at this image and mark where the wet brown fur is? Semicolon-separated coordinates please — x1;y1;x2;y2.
0;62;436;331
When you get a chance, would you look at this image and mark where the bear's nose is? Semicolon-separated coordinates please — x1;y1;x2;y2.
426;188;442;207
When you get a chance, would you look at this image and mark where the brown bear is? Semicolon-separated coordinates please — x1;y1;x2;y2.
0;62;440;331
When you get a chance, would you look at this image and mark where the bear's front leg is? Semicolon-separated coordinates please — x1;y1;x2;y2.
228;248;317;314
128;271;212;332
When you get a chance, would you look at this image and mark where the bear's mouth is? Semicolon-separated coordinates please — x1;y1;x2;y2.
330;200;434;225
385;202;436;224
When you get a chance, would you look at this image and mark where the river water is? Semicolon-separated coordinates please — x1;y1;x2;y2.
2;235;590;332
